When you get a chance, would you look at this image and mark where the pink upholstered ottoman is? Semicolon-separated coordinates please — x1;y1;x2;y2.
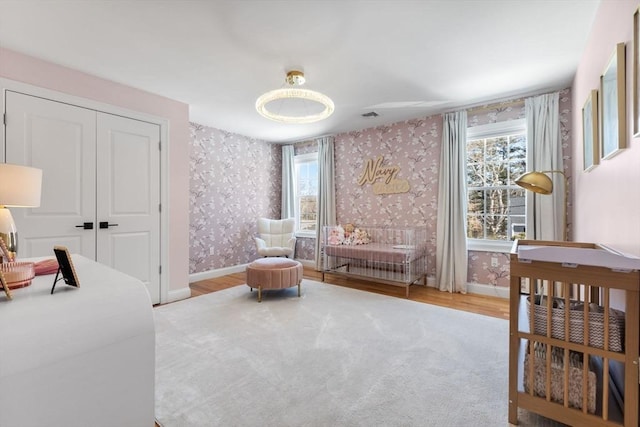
246;258;303;302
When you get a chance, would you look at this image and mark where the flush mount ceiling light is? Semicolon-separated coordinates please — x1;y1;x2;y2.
255;70;334;124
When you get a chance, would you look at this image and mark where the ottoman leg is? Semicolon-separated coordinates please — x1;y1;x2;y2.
258;286;262;303
297;282;301;297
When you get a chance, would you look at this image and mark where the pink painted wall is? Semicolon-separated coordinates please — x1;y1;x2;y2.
572;0;640;257
0;47;190;293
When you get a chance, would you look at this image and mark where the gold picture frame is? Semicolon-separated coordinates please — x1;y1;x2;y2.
582;89;599;171
634;8;640;135
600;42;626;160
51;245;80;294
0;270;12;300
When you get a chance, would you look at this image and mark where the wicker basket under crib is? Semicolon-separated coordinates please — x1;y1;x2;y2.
526;295;625;352
523;343;596;414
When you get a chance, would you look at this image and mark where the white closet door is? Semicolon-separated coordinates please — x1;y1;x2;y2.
96;112;161;303
5;91;97;258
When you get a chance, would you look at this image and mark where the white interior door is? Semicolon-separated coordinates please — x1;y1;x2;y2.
5;92;162;304
5;91;97;258
96;112;161;303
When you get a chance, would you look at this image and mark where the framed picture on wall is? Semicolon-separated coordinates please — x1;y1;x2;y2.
634;8;640;136
582;89;599;171
600;42;626;160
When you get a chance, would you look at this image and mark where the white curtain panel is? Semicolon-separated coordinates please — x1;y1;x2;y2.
436;111;468;293
525;92;563;240
281;145;295;220
315;136;336;270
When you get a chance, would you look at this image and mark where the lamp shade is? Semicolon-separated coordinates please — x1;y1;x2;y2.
515;171;553;195
0;164;43;207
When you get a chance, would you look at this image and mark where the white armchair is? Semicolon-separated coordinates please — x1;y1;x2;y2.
254;218;296;258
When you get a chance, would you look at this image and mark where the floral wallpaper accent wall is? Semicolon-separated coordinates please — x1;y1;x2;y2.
465;88;573;287
189;122;281;274
188;89;572;290
330;89;572;287
333;118;442;276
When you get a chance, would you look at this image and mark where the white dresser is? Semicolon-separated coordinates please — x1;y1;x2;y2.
0;255;155;427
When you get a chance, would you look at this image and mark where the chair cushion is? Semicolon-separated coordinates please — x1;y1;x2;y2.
257;218;295;248
249;257;298;269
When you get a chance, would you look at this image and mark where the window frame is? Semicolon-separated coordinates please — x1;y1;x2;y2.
466;119;527;253
293;152;319;239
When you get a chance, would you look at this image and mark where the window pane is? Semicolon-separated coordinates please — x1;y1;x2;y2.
484;162;508;186
467;190;485;215
467;163;484;187
468;139;484;162
294;156;318;233
486;188;508;215
509;159;526;184
467;214;485;239
466;125;527;241
485;215;508;240
299;195;317;231
509;134;526;160
297;162;317;196
485;136;508;162
510;216;526;240
509;188;526;215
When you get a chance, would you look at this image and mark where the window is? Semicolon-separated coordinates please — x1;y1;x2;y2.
294;153;318;237
466;120;526;251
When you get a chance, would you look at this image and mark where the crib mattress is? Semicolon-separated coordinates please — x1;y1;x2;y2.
324;242;424;264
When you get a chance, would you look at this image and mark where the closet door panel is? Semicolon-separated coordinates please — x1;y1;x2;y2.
24;236;85;259
96;112;160;303
5;91;97;259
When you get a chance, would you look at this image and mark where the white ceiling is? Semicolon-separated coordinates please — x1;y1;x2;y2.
0;0;600;143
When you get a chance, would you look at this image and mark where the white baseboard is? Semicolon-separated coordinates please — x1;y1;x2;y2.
426;275;508;298
167;286;191;303
189;263;249;283
169;264;250;304
466;282;509;299
189;259;312;284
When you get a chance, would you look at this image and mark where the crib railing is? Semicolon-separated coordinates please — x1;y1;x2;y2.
321;225;428;295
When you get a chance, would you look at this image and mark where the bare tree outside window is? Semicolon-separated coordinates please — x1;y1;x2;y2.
467;131;526;241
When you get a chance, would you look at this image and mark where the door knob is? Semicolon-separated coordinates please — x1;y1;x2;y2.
99;222;119;229
75;222;94;230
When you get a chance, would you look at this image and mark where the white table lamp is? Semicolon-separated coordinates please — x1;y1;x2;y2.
0;163;43;259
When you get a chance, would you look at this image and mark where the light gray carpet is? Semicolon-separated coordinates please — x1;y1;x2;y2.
154;280;562;426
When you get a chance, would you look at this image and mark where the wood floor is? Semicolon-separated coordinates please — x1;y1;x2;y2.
188;266;510;320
